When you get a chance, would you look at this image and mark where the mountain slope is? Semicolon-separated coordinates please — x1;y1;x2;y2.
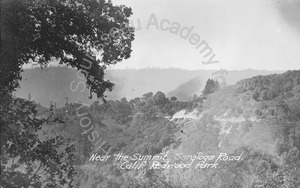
34;70;300;187
168;69;284;101
164;70;300;187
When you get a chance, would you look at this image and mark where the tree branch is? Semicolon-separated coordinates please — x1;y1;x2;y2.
27;162;43;188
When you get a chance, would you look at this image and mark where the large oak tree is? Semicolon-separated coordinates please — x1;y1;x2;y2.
0;0;135;187
1;0;135;96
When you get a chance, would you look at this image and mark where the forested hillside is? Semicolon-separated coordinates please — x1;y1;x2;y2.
29;70;300;187
3;0;298;187
36;90;199;187
167;69;283;101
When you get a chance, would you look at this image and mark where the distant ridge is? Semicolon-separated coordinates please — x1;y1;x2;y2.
16;67;284;107
16;67;202;107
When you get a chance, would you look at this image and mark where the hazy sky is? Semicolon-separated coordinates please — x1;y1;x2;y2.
110;0;300;70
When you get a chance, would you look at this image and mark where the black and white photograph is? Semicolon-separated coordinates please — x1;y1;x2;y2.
1;0;300;187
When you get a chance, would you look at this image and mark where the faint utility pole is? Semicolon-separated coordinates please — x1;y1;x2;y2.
65;97;69;105
54;102;57;114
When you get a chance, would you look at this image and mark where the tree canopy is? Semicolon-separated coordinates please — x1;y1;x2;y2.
202;78;220;96
1;0;135;187
1;0;135;98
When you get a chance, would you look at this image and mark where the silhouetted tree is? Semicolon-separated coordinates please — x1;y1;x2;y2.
170;96;177;102
28;92;31;101
202;79;220;96
153;91;169;106
1;0;135;98
1;0;135;187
